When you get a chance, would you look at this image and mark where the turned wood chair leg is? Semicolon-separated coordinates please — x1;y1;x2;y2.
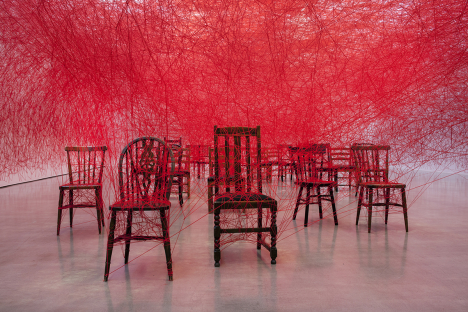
385;188;390;224
69;189;74;227
330;187;338;225
214;205;221;267
270;205;277;264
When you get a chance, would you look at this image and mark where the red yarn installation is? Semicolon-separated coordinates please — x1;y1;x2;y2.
1;0;467;275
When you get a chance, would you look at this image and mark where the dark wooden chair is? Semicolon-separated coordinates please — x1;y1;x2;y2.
104;137;175;281
213;126;277;267
329;147;356;192
171;147;191;206
57;146;107;235
292;144;338;227
352;145;408;233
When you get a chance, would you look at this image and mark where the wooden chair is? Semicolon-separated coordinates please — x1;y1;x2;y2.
292;144;338;227
213;126;277;267
329;147;356;192
57;146;107;235
172;147;191;206
352;145;408;233
104;137;175;281
189;145;210;178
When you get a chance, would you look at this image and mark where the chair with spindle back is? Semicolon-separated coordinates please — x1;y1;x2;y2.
104;137;175;281
213;126;277;267
57;146;107;235
329;147;356;192
172;146;191;206
352;145;408;233
292;144;338;227
189;145;210;178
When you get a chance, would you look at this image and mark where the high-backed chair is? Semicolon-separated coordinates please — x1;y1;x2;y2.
57;146;107;235
352;145;408;233
104;137;175;281
292;144;338;227
213;126;277;267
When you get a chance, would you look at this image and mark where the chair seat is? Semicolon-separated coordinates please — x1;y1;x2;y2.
214;192;276;204
60;183;102;189
298;179;336;187
360;182;406;188
173;170;190;176
110;198;171;211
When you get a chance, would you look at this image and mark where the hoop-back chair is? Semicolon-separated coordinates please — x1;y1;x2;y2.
213;126;278;267
104;137;175;281
292;144;338;227
352;145;408;233
57;146;107;235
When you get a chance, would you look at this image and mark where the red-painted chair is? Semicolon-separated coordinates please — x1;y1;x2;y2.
57;146;107;235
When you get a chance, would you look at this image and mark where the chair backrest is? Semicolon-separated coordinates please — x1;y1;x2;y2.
65;146;107;185
118;137;175;202
172;147;191;172
330;147;353;167
188;145;210;164
351;145;390;184
292;144;330;181
164;137;182;149
214;126;262;193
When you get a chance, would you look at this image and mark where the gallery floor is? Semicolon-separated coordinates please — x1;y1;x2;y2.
1;170;467;311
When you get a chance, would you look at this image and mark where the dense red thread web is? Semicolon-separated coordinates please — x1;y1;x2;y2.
1;0;467;274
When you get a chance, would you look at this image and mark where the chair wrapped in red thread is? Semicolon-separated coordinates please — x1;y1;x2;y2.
104;137;175;281
213;126;277;267
292;144;338;227
352;145;408;233
57;146;107;235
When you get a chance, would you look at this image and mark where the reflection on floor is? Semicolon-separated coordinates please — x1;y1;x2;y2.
0;171;467;311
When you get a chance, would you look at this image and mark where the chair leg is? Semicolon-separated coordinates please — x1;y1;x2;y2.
368;188;373;233
317;186;323;220
385;188;390;224
304;186;311;227
257;205;262;250
187;173;191;198
178;176;183;206
104;210;116;282
402;188;409;232
214;205;221;267
208;181;213;214
160;208;173;281
329;187;338;225
293;185;303;220
57;189;64;235
95;189;102;234
69;189;74;227
124;210;133;264
356;186;364;225
270;204;277;264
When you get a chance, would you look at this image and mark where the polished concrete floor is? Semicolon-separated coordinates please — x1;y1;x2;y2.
1;171;467;311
